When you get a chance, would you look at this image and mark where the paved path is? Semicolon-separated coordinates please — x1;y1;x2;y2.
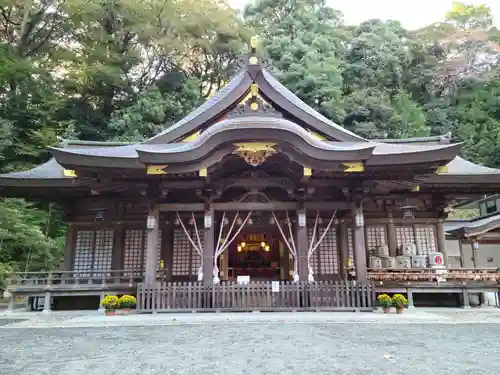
1;309;500;375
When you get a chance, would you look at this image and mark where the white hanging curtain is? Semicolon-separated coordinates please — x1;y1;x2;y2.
213;211;252;284
176;212;204;281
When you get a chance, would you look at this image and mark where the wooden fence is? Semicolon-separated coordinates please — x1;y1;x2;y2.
136;281;376;313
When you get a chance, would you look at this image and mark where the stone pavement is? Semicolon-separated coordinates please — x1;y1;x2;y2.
2;307;500;328
1;309;500;375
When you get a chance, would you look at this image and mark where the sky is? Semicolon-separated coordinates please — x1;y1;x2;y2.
229;0;500;30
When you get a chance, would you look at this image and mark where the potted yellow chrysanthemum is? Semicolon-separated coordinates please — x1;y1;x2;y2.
118;295;136;314
101;295;119;316
392;294;408;314
377;294;393;313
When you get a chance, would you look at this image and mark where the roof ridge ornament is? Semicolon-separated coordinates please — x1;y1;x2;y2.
237;35;272;77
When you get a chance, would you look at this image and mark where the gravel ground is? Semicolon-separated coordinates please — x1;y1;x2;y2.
1;312;500;375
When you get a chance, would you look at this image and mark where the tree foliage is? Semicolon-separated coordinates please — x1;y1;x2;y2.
1;0;500;286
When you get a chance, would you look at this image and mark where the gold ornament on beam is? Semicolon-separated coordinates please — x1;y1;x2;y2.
233;142;277;167
146;165;168;175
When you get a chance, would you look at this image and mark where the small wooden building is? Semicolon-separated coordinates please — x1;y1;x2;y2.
2;44;500;311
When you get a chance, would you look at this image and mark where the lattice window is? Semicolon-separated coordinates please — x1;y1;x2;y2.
318;227;338;274
396;226;415;247
347;227;355;263
415;226;437;255
124;229;144;272
366;226;387;256
173;229;192;276
308;227;319;274
92;230;113;276
73;230;94;276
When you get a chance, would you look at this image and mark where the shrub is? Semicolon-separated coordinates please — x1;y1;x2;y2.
392;294;408;307
377;294;392;308
118;295;137;309
101;295;119;311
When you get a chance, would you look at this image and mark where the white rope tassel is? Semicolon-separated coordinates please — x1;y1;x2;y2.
212;212;252;284
272;211;299;282
176;212;203;281
307;211;320;282
307;210;337;282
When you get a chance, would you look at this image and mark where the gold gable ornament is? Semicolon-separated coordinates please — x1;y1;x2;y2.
233;142;277;167
146;165;168;175
343;162;364;173
63;169;77;177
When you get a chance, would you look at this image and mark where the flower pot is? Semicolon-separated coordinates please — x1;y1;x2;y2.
105;310;116;316
382;307;391;314
396;306;404;314
121;308;130;314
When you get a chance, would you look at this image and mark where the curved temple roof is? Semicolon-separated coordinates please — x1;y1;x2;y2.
44;116;460;171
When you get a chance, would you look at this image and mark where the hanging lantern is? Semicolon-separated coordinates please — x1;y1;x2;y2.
188;217;195;225
269;217;275;225
223;217;229;226
174;217;180;226
248;218;253;225
236;217;243;226
401;205;417;220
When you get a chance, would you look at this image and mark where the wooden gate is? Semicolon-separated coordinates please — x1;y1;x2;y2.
136;280;375;312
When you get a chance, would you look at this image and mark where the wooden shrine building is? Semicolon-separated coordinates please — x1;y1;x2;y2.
2;41;500;311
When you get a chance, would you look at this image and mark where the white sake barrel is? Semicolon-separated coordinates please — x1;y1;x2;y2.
411;255;427;268
381;256;396;269
376;244;389;257
402;243;417;256
428;252;445;268
369;256;382;269
396;255;411;269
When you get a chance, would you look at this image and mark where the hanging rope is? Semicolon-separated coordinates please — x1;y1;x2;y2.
213;211;252;284
176;212;203;281
307;210;337;282
272;211;299;282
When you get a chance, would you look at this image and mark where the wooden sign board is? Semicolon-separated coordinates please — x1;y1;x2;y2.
237;276;250;284
272;281;280;293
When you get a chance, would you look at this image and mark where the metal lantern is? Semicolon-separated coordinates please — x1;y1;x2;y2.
401;205;417;220
204;213;213;229
146;215;157;229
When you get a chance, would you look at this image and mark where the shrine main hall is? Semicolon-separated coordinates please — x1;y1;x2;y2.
2;41;500;311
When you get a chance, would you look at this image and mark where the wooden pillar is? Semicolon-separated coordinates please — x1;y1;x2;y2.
353;205;367;282
296;208;309;281
386;211;397;257
63;224;76;271
111;224;124;270
203;206;214;286
338;220;349;278
42;291;51;313
163;221;174;281
145;205;159;285
279;240;289;280
407;289;415;308
437;219;449;267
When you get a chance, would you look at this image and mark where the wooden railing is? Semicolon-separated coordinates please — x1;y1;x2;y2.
368;268;500;283
136;281;376;313
7;270;145;293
